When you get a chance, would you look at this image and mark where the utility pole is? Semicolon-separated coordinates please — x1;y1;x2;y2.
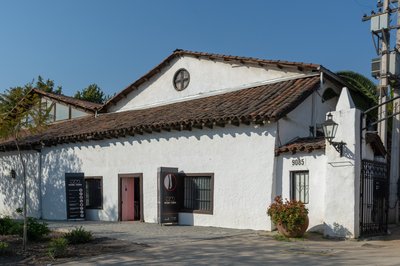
363;0;400;224
389;1;400;224
378;0;390;149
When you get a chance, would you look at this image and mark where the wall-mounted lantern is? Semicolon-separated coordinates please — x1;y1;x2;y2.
322;112;346;157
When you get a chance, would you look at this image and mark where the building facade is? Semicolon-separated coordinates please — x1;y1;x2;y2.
0;50;385;238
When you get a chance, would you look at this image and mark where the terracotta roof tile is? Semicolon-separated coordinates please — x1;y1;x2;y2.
275;137;325;156
1;75;321;150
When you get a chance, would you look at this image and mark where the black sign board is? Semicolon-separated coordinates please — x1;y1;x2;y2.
65;173;86;220
157;167;183;224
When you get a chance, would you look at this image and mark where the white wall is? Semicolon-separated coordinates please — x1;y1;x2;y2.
275;151;326;233
0;151;40;218
40;123;277;230
110;56;307;113
278;86;339;146
324;107;361;238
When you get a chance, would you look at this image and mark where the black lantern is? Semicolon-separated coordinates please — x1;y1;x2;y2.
322;112;346;157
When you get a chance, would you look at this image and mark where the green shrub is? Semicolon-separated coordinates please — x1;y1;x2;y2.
0;217;50;240
0;216;17;235
0;241;9;255
8;222;23;236
26;217;50;241
64;226;92;244
48;237;68;259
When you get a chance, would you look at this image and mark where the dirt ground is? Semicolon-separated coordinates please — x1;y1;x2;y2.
0;232;147;265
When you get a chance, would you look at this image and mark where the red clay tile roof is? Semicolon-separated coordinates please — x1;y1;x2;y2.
275;137;326;156
103;49;321;109
1;75;321;150
33;89;102;112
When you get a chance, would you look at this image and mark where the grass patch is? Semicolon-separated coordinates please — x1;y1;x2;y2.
273;233;292;242
48;237;68;259
64;227;92;244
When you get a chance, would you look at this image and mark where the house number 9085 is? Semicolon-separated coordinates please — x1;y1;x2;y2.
292;158;305;166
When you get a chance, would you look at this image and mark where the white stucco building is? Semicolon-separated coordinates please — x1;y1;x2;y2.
0;50;387;238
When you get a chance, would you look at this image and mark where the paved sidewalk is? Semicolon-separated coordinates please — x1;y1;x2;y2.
47;220;253;245
47;221;400;265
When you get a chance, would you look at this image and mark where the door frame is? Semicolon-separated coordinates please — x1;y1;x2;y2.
118;173;144;222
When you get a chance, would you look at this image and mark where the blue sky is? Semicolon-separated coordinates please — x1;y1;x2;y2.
0;0;380;96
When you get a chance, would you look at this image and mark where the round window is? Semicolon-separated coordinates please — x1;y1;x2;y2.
173;68;190;91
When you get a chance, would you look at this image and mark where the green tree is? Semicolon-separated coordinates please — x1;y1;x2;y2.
74;84;109;104
34;75;62;94
337;70;378;105
0;84;50;251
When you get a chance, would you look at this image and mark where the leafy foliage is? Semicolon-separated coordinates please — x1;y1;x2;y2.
4;218;50;241
35;76;63;94
0;216;17;235
0;88;50;141
63;226;92;244
267;196;308;232
0;241;10;255
15;208;23;215
74;83;110;104
26;218;50;241
337;70;378;104
48;237;68;259
337;70;380;127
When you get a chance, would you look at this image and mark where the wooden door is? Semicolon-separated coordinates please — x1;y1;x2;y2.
121;177;135;221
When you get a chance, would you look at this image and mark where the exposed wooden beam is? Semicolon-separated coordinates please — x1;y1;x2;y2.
134;128;144;135
193;122;204;130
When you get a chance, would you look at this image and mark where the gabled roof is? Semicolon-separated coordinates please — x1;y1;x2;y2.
1;75;321;150
275;137;326;156
103;49;321;109
32;89;102;113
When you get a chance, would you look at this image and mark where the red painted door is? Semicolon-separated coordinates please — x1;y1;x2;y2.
121;178;135;221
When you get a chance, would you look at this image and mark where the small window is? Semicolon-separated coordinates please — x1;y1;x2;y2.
173;68;190;91
183;174;213;214
55;102;70;121
71;108;88;119
290;171;309;204
85;177;103;209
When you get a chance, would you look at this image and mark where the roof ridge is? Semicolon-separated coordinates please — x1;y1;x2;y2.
173;49;321;68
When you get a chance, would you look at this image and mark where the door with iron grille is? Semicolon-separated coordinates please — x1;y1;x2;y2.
360;160;388;237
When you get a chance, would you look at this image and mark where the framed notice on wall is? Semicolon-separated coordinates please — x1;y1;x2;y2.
65;173;86;220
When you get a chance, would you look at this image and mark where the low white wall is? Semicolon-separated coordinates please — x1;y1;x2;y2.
324;108;361;238
40;123;277;230
0;151;40;218
275;151;326;233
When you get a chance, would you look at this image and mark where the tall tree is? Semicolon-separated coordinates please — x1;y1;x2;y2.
74;84;109;104
34;75;62;94
0;84;50;251
337;70;380;122
337;70;378;105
